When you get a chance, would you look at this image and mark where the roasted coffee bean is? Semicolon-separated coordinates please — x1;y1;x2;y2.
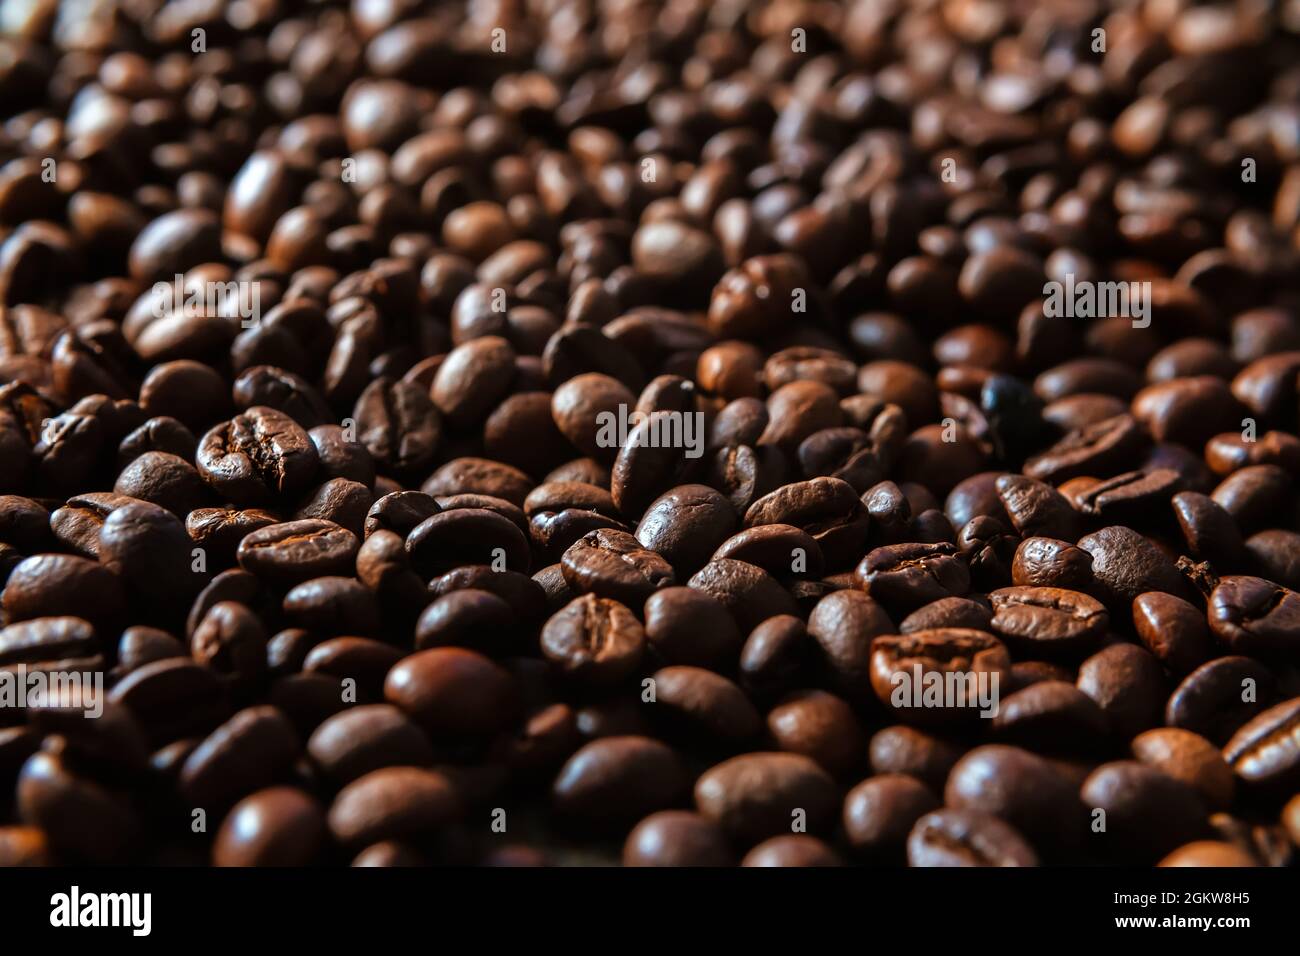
744;477;868;570
553;736;689;830
1023;414;1148;484
1011;538;1094;591
1080;762;1210;863
900;597;993;634
768;690;864;777
560;528;675;605
237;520;360;587
213;787;327;867
740;835;844;867
1166;656;1277;744
1077;526;1190;609
990;678;1110;746
1222;698;1300;792
113;451;209;517
540;594;645;686
635;484;737;575
868;629;1011;724
99;501;199;606
1132;592;1213;674
304;637;403;702
196;407;320;505
385;647;516;738
711;524;823;580
807;590;895;694
179;706;300;809
643;587;742;667
405;508;530;578
1170;491;1248;570
307;705;434;785
694;751;837;843
856;542;971;611
2;554;125;624
364;491;441;538
688;559;799;634
1208;576;1300;660
1211;465;1293;534
1076;644;1166;738
16;746;140;864
191;601;268;686
842;774;940;862
622;810;733;867
708;444;787;514
414;589;515;652
739;615;810;695
649;667;761;746
985;587;1108;656
328;767;461;847
867;726;962;791
945;745;1082;854
1131;729;1235;812
907;809;1038;867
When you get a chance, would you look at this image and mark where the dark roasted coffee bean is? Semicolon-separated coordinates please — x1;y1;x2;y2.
993;681;1107;754
364;491;440;538
856;542;971;611
1080;762;1210;863
327;767;460;847
196;406;319;505
540;594;644;686
354;377;442;479
622;810;733;867
744;476;868;570
237;520;360;587
405;508;530;578
179;706;300;810
1077;526;1191;609
307;705;434;785
384;647;515;738
907;809;1037;867
1222;698;1300;792
1170;491;1248;569
1208;576;1300;660
1133;592;1213;674
1076;643;1166;738
649;666;761;746
987;586;1108;656
767;689;864;777
868;629;1011;724
843;773;940;862
213;787;327;867
560;528;675;605
688;559;799;634
643;587;741;667
635;484;737;575
1131;728;1235;812
1167;656;1277;744
694;751;837;843
553;736;688;830
945;745;1082;854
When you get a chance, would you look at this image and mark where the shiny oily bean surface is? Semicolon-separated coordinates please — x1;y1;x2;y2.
4;0;1300;873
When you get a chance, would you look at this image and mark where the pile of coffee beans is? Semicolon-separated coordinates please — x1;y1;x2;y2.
1;0;1299;867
